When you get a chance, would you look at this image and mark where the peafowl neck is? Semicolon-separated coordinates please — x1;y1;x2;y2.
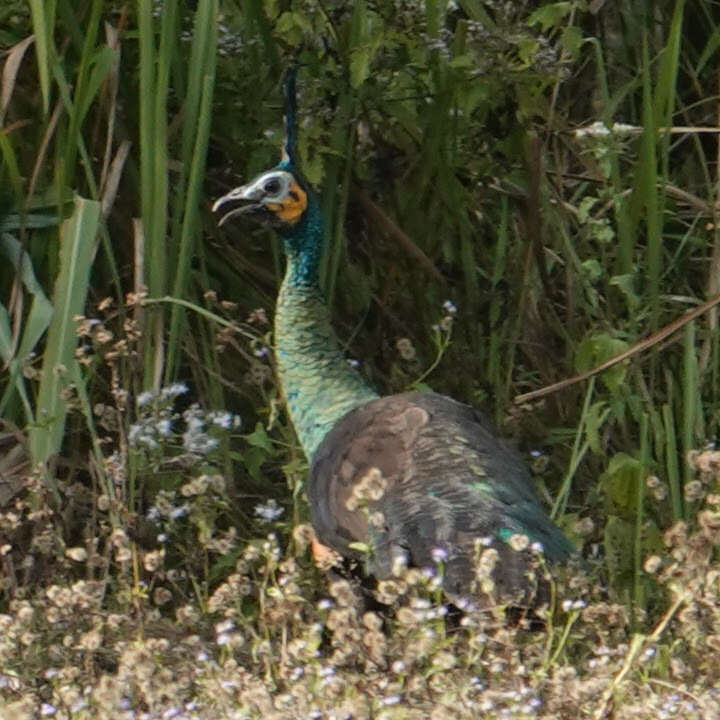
275;197;378;459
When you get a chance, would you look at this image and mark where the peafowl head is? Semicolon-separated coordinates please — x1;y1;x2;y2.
213;166;310;235
213;67;318;246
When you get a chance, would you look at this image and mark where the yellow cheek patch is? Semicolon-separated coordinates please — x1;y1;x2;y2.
267;182;307;224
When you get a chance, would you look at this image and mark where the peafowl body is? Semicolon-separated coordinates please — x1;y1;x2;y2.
214;73;573;603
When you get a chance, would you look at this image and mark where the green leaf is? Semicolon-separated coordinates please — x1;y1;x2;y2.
28;0;56;115
585;400;608;454
28;197;101;465
577;196;598;223
575;332;629;392
348;3;382;89
241;447;266;483
449;54;474;69
527;2;572;32
516;37;540;66
0;304;13;363
560;26;583;57
274;11;310;46
0;234;55;425
0;213;60;232
599;452;642;515
604;515;635;589
348;541;372;554
581;258;603;283
0;234;54;361
77;45;117;125
245;422;273;452
609;274;640;311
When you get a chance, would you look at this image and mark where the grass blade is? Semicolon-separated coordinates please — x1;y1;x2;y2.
27;0;56;116
28;197;100;466
165;0;218;381
662;401;683;521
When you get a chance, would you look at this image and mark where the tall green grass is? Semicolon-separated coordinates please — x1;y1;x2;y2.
1;1;218;467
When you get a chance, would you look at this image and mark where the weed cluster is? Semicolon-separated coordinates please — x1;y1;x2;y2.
1;408;719;718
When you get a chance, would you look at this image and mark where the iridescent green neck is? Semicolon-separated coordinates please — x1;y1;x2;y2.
274;198;378;459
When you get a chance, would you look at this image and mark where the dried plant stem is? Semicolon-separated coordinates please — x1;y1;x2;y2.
699;66;720;371
514;291;720;404
593;589;691;719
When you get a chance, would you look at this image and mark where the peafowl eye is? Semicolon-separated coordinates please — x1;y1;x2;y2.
214;69;574;607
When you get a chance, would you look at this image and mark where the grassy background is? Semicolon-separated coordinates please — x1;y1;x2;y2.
1;0;720;716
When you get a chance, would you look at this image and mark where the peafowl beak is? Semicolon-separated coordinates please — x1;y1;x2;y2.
212;183;270;227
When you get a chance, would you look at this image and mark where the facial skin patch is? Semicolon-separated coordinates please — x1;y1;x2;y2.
268;181;307;224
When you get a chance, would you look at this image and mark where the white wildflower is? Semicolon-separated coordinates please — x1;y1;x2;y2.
65;547;88;562
209;411;234;429
169;505;189;519
254;499;284;522
215;619;234;634
508;533;529;552
431;547;448;563
137;390;155;407
161;382;189;399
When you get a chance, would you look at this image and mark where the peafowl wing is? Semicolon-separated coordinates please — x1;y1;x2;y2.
309;391;573;604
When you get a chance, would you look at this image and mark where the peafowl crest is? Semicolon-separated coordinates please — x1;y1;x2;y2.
214;69;573;606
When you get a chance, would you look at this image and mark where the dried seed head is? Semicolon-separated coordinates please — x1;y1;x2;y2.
574;517;595;536
362;611;383;632
397;607;419;626
698;510;720;544
328;580;356;608
396;337;416;360
368;511;386;528
391;552;408;577
352;467;388;503
508;533;529;552
688;449;720;475
65;547;88;563
375;580;403;604
293;523;315;553
683;480;704;502
143;549;165;572
664;521;687;548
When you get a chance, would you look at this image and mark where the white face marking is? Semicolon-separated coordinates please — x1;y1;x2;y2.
213;168;306;227
242;170;294;203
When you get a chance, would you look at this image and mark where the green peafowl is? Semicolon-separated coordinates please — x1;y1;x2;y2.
214;70;573;605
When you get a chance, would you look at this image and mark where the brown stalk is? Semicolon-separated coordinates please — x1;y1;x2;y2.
514;291;720;404
699;67;720;370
